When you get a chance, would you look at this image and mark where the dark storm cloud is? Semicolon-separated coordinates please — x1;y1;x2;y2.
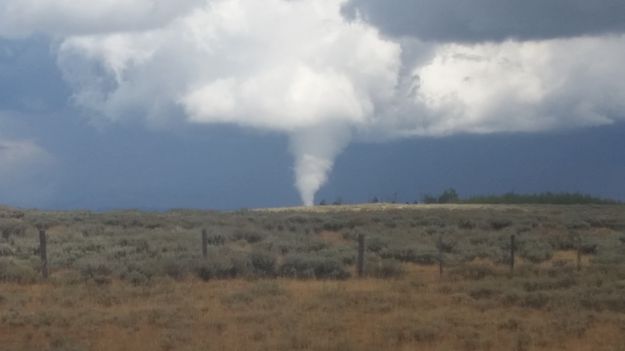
0;37;69;112
342;0;625;42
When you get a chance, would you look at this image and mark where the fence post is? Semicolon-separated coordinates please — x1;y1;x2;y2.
577;237;582;272
39;229;48;280
357;234;365;277
202;229;208;258
438;235;443;278
510;234;516;275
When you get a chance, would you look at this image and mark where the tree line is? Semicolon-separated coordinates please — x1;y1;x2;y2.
318;189;621;206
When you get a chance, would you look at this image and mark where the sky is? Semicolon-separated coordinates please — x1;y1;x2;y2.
0;0;624;210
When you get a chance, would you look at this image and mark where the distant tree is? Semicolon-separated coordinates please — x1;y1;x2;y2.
319;199;327;206
464;191;620;205
422;194;437;204
332;197;343;206
370;196;379;204
438;188;459;204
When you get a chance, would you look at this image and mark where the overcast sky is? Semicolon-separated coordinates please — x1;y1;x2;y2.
1;0;624;210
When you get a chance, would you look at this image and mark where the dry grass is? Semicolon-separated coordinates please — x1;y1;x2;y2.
317;231;351;246
2;264;625;351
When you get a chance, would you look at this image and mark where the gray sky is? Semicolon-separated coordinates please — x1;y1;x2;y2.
343;0;625;41
0;0;624;209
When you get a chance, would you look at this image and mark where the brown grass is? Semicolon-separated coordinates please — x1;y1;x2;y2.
317;231;351;246
2;266;624;351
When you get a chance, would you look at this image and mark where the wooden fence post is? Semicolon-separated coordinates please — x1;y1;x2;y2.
39;229;48;280
510;234;516;275
357;234;365;277
202;229;208;258
577;237;582;272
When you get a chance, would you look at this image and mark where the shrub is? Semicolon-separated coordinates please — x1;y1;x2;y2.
592;250;625;265
490;219;512;230
321;219;345;232
366;237;388;253
206;234;226;246
125;270;150;286
279;254;350;279
579;243;598;255
381;247;438;264
458;219;476;230
249;251;276;277
469;287;500;300
232;230;265;244
78;258;113;285
369;259;405;279
194;254;250;281
0;219;27;240
547;233;577;250
437;238;456;253
0;258;37;283
520;292;550;309
0;244;14;257
519;241;553;263
156;257;189;280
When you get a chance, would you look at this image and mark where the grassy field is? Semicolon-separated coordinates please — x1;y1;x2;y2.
1;204;625;350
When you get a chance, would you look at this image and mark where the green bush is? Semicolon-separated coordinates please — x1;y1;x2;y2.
369;259;405;279
206;234;226;246
124;270;151;286
520;292;550;309
194;254;250;281
249;251;276;277
0;258;37;283
490;219;512;230
155;257;189;280
381;247;438;264
0;243;14;257
519;241;553;263
321;219;346;232
0;219;27;240
77;258;114;285
232;230;265;243
279;254;349;279
366;237;389;253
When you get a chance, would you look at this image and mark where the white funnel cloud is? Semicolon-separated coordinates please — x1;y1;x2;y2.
290;124;352;206
294;153;332;206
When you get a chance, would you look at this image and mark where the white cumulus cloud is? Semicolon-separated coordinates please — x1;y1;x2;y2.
399;36;625;136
